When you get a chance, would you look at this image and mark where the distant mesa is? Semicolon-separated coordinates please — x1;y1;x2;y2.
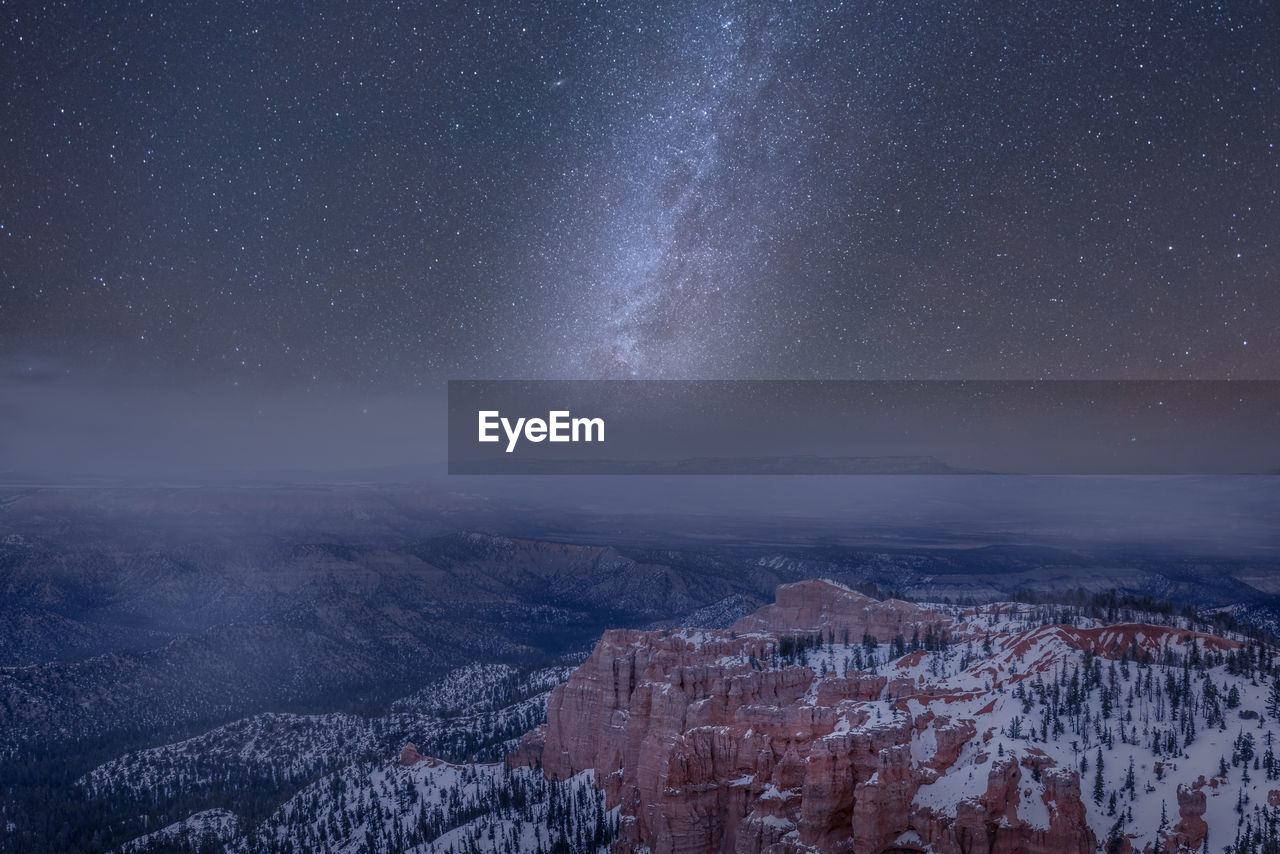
732;578;949;638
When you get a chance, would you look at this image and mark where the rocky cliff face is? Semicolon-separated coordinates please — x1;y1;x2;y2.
730;581;946;643
514;579;1264;854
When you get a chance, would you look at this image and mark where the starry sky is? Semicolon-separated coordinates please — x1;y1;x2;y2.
1;0;1278;475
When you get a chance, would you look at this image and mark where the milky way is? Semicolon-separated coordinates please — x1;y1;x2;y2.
2;0;1277;389
551;4;812;377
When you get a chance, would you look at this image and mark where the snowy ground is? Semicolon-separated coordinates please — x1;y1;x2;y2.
103;599;1280;853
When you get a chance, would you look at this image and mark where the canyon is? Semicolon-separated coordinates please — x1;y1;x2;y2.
512;579;1270;854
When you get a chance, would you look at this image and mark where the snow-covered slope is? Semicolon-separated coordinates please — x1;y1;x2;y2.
118;809;239;853
516;584;1280;854
82;663;572;809
101;585;1280;854
248;761;613;854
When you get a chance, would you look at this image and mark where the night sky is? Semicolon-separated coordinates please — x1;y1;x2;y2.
1;1;1278;474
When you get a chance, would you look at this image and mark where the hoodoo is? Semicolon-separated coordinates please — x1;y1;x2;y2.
514;578;1264;854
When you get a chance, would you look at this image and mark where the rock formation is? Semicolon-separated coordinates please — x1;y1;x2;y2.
731;580;947;643
509;581;1090;854
1169;782;1208;852
513;578;1249;854
398;742;424;766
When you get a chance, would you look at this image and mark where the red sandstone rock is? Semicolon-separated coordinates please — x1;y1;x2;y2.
519;580;1112;854
506;725;546;771
398;743;423;766
731;579;947;642
1169;783;1208;851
